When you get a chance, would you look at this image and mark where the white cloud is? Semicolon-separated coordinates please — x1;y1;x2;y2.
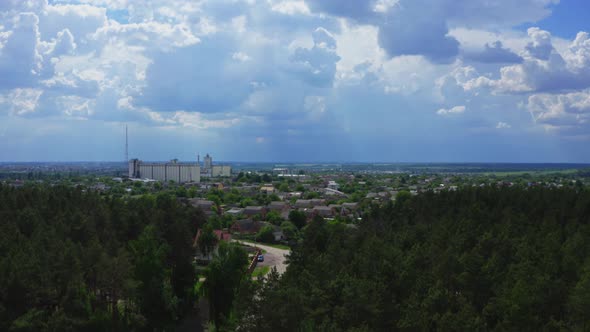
271;1;310;15
289;27;341;87
56;95;95;118
169;111;240;129
4;88;44;115
232;51;251;62
0;13;43;89
91;20;200;49
496;122;511;129
527;90;590;129
464;28;590;94
437;105;466;115
40;4;107;42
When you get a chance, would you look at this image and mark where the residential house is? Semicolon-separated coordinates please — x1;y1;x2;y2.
225;207;244;217
230;219;262;234
190;199;215;211
260;222;284;241
310;198;326;207
267;201;288;212
294;199;312;209
341;202;358;211
242;206;267;219
189;199;216;217
324;188;347;197
327;181;340;190
312;205;334;218
193;229;232;262
260;184;276;194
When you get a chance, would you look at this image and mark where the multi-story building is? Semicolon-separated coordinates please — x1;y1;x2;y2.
203;154;213;171
200;153;232;178
128;158;200;183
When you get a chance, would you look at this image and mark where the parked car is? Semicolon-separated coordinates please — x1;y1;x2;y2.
257;254;264;262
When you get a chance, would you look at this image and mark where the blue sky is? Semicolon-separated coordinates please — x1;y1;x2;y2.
1;0;589;162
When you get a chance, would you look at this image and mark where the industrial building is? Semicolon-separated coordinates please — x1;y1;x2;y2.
128;153;231;182
128;159;200;183
200;153;232;178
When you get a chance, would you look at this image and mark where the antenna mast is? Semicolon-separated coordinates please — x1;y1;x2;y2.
125;125;129;162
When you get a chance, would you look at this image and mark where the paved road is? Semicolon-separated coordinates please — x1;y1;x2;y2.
234;241;290;275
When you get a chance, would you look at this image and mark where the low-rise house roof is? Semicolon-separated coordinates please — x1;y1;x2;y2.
324;188;347;197
193;229;232;248
295;199;312;208
341;202;358;210
226;207;244;215
310;198;326;206
190;199;215;210
260;185;276;193
267;201;288;211
243;206;265;216
230;219;261;234
313;205;333;217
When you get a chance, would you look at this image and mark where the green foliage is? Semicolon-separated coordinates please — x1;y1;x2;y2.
304;191;320;199
266;210;283;225
278;182;290;192
202;242;249;330
257;225;275;243
280;221;299;240
235;186;590;331
0;183;205;331
288;210;307;229
394;190;411;205
197;224;218;258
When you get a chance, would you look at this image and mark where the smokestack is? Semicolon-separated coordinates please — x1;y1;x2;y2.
125;125;129;162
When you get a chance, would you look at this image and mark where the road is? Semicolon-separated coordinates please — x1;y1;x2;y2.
234;241;290;275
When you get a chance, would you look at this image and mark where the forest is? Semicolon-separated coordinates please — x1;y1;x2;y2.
0;183;205;331
2;183;590;331
233;186;590;331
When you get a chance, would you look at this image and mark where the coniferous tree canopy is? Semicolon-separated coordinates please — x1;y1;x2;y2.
236;186;590;331
0;183;205;331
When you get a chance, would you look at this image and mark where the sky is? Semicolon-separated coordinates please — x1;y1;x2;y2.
1;0;590;162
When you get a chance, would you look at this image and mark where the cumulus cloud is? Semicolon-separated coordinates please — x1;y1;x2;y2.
526;90;590;130
436;105;466;115
306;0;557;63
40;4;107;43
289;27;341;87
1;88;44;115
463;28;590;94
271;1;310;15
465;41;523;64
91;20;200;50
169;111;240;129
1;0;589;162
50;29;77;56
378;2;459;63
0;13;43;89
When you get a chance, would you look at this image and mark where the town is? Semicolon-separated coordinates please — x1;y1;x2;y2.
2;160;588;253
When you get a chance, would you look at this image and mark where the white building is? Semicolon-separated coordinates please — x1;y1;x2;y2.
203;154;213;171
212;165;232;177
200;153;232;177
129;159;200;183
327;180;340;190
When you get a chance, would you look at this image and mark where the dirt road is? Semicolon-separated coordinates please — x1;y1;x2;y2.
234;241;290;275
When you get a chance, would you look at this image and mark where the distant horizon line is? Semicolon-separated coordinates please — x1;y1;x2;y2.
1;161;589;165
